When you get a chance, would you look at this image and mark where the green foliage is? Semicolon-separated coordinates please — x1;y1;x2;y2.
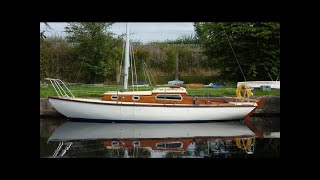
148;34;200;45
194;22;280;81
163;47;177;73
65;22;122;83
40;22;280;85
130;44;209;82
40;24;211;84
40;22;52;40
40;37;79;81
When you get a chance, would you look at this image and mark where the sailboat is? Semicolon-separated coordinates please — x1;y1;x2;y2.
46;23;264;123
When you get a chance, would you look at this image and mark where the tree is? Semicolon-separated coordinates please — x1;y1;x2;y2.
194;22;280;81
65;22;121;83
40;22;52;40
40;37;78;81
148;34;200;45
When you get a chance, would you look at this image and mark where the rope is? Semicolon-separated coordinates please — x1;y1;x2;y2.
222;25;247;81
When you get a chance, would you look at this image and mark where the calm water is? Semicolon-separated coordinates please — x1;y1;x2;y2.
40;117;280;158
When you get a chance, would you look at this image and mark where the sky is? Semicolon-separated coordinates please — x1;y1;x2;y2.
40;22;195;44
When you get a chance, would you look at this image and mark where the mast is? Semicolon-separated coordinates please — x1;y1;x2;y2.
123;23;130;91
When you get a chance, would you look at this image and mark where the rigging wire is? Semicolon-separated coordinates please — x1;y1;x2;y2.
119;41;125;85
142;62;148;85
131;45;139;90
276;73;280;81
144;62;157;86
143;62;152;86
221;24;247;81
143;62;156;87
130;43;135;92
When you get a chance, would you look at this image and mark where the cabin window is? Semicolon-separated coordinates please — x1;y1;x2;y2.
156;142;183;149
112;141;119;147
132;141;140;147
111;95;118;100
155;94;182;101
132;96;140;101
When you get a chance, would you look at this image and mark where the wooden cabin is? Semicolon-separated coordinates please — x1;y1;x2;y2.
102;87;228;105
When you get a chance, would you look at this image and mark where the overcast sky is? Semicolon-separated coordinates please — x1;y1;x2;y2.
40;22;195;44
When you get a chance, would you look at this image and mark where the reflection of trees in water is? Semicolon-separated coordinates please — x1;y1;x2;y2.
40;118;69;157
165;152;186;158
63;140;151;158
199;138;280;158
103;147;151;158
45;138;279;158
40;137;60;157
40;118;68;137
127;147;151;158
249;117;280;133
194;140;249;158
67;140;107;158
251;138;279;158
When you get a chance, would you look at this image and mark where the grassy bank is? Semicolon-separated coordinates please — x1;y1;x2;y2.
40;84;280;98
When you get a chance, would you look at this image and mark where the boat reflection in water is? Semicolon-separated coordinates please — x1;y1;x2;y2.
48;121;257;158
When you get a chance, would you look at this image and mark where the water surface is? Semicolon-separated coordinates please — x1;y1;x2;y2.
40;118;279;158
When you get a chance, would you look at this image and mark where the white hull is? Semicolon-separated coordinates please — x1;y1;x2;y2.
49;97;257;122
237;81;280;89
